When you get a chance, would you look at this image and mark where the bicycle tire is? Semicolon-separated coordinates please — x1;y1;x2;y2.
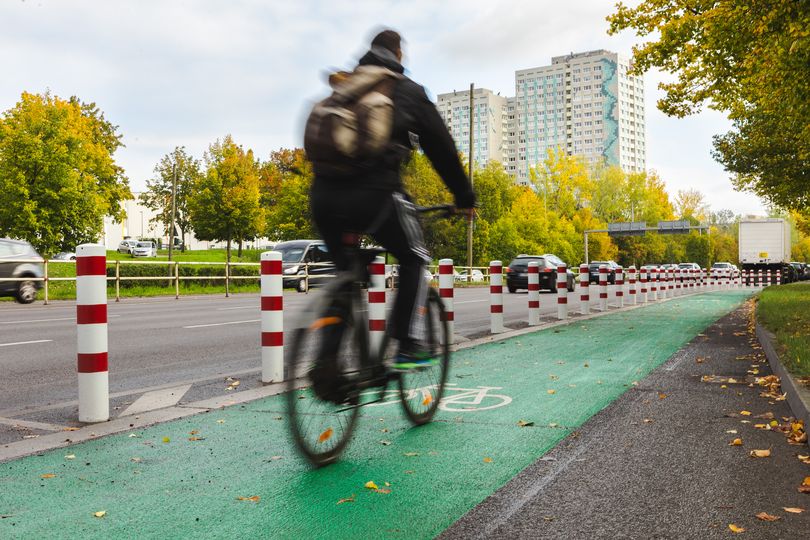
396;287;450;425
286;275;364;466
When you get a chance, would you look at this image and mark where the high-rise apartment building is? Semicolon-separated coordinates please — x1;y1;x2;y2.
436;50;646;185
436;88;508;166
512;50;646;184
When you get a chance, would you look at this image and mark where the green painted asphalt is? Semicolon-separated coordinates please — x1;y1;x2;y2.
0;291;752;539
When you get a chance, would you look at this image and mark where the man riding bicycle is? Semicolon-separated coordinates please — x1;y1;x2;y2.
305;29;475;401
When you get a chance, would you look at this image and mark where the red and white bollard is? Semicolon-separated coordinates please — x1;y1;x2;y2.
490;260;504;333
640;267;648;304
757;269;762;287
557;264;568;320
528;261;540;325
579;263;590;315
675;267;682;295
628;266;637;305
528;261;540;326
776;269;781;285
614;266;624;307
650;268;658;301
765;269;771;287
599;264;609;311
667;268;675;298
76;243;109;423
438;259;454;344
368;256;386;356
260;251;284;383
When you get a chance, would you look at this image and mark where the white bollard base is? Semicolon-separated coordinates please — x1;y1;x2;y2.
261;347;284;383
78;371;109;423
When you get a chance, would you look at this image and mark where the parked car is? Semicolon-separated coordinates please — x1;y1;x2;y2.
455;269;485;282
588;260;620;284
710;262;738;279
0;238;44;304
275;240;335;292
131;241;157;257
117;239;139;254
506;254;575;293
789;262;809;281
51;251;76;261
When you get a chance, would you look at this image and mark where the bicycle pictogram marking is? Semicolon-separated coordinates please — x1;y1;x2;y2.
361;384;512;412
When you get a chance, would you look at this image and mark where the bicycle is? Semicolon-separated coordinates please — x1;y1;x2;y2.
286;204;456;466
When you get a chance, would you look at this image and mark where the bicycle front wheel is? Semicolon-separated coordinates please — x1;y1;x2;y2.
397;286;450;425
286;277;364;466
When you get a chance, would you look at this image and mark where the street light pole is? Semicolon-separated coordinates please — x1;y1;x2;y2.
466;83;474;280
168;162;177;261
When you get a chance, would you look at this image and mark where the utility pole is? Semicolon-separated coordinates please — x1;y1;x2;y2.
168;162;178;262
466;83;474;280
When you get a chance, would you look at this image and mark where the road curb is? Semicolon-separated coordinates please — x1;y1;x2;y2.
756;323;810;446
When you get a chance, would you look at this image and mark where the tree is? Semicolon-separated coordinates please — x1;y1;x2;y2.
607;1;810;210
260;148;317;241
0;92;131;255
139;147;201;252
189;136;264;261
674;189;708;222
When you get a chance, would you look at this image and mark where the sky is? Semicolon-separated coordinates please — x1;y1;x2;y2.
0;0;766;216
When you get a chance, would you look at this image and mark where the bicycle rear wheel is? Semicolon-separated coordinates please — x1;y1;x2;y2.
396;286;450;425
286;277;364;466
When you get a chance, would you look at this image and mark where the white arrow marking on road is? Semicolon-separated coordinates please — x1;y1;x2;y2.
183;319;260;329
0;339;53;347
119;384;192;417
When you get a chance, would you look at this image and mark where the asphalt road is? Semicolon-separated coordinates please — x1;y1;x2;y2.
0;284;630;428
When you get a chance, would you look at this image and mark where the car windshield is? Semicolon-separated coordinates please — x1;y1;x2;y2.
510;258;544;271
712;263;729;268
678;263;692;268
276;246;306;263
136;242;151;248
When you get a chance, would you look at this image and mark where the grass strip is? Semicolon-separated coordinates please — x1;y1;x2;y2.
757;281;810;377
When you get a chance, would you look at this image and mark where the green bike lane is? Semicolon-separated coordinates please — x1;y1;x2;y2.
0;290;752;539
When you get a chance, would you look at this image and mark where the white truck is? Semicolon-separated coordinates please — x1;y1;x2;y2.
738;218;793;284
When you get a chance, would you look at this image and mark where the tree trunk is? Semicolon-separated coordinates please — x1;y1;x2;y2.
237;239;243;258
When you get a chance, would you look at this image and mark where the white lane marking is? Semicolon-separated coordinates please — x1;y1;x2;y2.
0;416;66;432
0;339;53;347
119;384;192;417
183;319;260;329
0;315;120;325
454;299;488;304
216;306;256;311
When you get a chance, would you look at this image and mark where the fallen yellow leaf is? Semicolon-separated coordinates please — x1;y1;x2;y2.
728;524;745;533
740;410;752;416
803;476;810;486
336;495;356;505
750;449;771;458
376;488;391;494
40;473;56;479
62;427;80;431
236;496;260;503
422;392;433;406
162;437;170;443
190;430;199;435
483;457;493;463
755;511;780;522
729;438;743;446
216;419;225;424
188;437;204;441
364;481;379;490
798;454;810;464
517;420;535;427
753;424;769;430
93;511;106;518
769;420;779;427
658;393;667;400
783;507;804;514
318;428;333;444
64;454;75;460
547;389;556;395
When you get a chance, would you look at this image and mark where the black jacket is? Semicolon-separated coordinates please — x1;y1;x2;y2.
312;46;476;209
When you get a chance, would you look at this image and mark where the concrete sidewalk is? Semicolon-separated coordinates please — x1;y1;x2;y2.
2;290;787;539
443;299;809;539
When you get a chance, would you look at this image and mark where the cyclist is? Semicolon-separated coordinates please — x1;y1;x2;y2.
307;29;475;400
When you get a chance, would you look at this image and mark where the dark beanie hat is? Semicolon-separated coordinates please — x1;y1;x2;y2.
371;30;402;54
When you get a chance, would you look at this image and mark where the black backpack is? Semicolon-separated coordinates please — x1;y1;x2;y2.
304;65;403;173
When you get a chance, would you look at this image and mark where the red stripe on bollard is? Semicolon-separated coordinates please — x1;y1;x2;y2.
76;304;107;325
260;296;283;311
369;320;385;331
261;332;284;347
368;291;385;303
439;265;453;274
529;300;540;308
443;311;454;322
490;285;503;294
491;304;503;313
76;256;107;276
557;297;567;304
440;288;454;298
260;260;282;274
78;352;108;373
528;283;540;291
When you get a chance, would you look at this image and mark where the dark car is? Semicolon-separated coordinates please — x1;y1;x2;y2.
506;254;575;293
789;262;809;281
275;240;336;292
0;238;44;304
588;260;620;284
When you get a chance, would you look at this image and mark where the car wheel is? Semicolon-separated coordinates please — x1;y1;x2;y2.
386;277;394;289
16;279;37;304
297;279;308;293
508;285;517;293
567;278;575;292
